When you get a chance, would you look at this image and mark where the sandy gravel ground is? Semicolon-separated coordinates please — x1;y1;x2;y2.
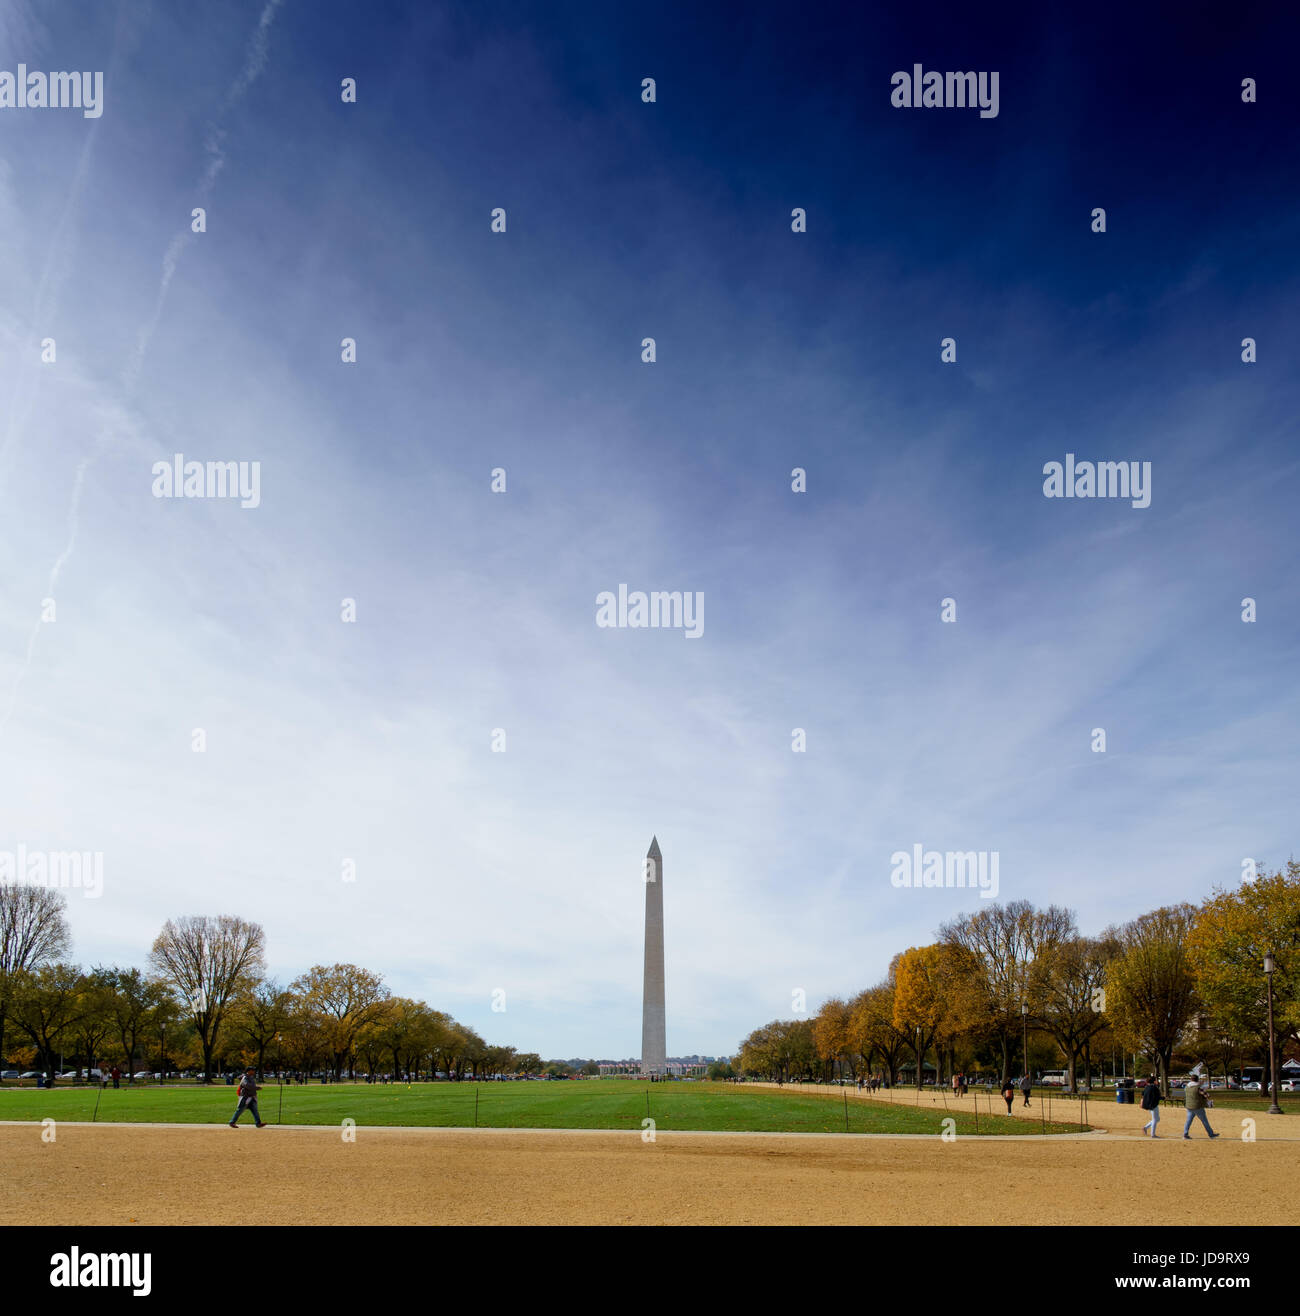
743;1080;1265;1138
3;1113;1295;1226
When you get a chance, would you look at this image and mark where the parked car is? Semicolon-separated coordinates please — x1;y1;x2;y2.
0;1070;20;1079
132;1070;154;1080
1242;1081;1262;1091
1281;1079;1300;1092
20;1071;41;1079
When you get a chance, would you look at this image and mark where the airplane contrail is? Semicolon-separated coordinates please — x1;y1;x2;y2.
0;99;102;478
2;0;288;737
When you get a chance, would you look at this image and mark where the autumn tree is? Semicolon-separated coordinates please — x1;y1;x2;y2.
280;992;328;1077
229;979;293;1078
289;963;389;1079
1106;904;1199;1092
71;967;118;1077
812;997;855;1081
487;1045;520;1077
0;886;71;1079
151;992;185;1077
149;915;266;1081
1187;861;1300;1082
11;963;83;1085
460;1026;489;1079
388;1000;448;1078
97;967;171;1080
933;942;990;1079
848;983;909;1084
893;946;952;1084
939;901;1076;1081
1031;935;1119;1091
738;1018;817;1082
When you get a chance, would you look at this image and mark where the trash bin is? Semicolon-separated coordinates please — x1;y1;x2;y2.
1116;1086;1125;1104
226;1074;234;1085
35;1075;45;1089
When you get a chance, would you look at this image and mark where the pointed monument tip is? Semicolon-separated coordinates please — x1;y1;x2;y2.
647;835;661;858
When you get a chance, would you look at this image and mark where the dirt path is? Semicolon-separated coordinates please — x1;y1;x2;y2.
742;1082;1274;1138
4;1121;1295;1226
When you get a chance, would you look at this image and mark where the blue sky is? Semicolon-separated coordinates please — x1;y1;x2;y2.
1;0;1297;1059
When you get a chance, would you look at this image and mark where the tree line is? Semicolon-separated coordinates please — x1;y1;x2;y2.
735;862;1300;1094
0;897;552;1084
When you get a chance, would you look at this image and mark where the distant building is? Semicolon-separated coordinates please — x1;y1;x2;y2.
598;1055;711;1077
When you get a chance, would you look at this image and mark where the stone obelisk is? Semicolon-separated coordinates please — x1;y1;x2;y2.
641;835;666;1075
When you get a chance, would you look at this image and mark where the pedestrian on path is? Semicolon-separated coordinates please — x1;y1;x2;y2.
1140;1074;1161;1137
1001;1078;1015;1113
229;1067;267;1129
1020;1074;1032;1107
1182;1076;1219;1140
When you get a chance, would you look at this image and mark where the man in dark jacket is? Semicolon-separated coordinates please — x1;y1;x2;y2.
228;1067;267;1129
1020;1074;1032;1106
1182;1076;1219;1140
1140;1075;1161;1137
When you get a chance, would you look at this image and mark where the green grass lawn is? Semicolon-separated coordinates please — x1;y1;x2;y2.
0;1079;1084;1135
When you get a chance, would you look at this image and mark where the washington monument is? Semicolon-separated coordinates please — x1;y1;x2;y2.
641;835;666;1075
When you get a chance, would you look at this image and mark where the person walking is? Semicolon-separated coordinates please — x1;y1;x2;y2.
1020;1073;1032;1107
229;1067;267;1129
1140;1074;1161;1137
1182;1075;1219;1139
1001;1077;1015;1113
110;1066;121;1090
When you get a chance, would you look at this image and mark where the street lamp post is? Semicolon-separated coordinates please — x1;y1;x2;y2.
1264;953;1283;1116
1021;1003;1029;1084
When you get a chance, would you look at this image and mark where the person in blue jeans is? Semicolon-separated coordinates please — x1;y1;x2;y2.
229;1067;267;1128
1182;1076;1219;1139
1140;1074;1161;1136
